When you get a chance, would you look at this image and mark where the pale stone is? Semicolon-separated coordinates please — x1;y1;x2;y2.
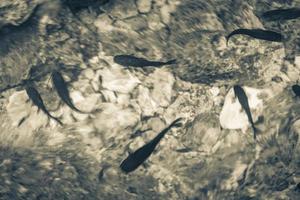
69;91;85;109
93;103;140;139
122;16;148;31
136;0;152;13
6;91;31;126
94;14;114;32
210;86;220;97
26;107;49;129
100;67;140;93
219;86;264;132
73;93;101;113
116;93;130;106
82;68;95;80
147;13;164;30
160;5;172;24
72;112;89;121
91;70;102;92
137;85;158;117
101;90;117;103
182;113;221;153
147;68;175;108
295;56;300;69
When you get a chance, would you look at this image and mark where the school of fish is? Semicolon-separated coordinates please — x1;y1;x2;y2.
1;5;300;176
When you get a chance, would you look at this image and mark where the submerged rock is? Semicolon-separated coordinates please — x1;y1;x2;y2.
0;0;39;30
182;112;221;153
146;68;175;108
99;66;141;93
92;103;140;139
136;0;152;14
219;86;264;132
137;85;158;117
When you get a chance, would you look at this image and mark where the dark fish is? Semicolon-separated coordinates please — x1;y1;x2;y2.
261;8;300;21
292;84;300;97
226;29;283;44
113;55;177;68
25;85;63;125
120;118;183;173
51;70;85;113
233;85;257;140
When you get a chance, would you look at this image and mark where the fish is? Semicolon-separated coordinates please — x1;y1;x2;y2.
226;28;283;45
113;55;177;68
120;118;183;173
292;84;300;97
261;8;300;21
233;85;257;140
25;85;63;126
51;70;85;113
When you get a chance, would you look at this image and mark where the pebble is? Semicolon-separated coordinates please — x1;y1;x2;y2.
219;86;264;132
6;91;31;127
93;103;140;138
82;68;95;80
101;90;117;103
136;0;152;14
147;68;175;108
94;14;114;32
109;0;138;19
147;13;165;30
100;67;140;93
137;85;158;117
73;93;101;113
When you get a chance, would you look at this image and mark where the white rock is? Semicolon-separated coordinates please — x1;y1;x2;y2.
210;86;220;97
137;85;158;116
147;13;164;30
295;56;300;70
94;14;114;32
26;107;49;129
182;113;221;153
82;68;95;80
101;90;117;103
70;91;85;106
93;103;140;139
136;0;152;13
91;70;102;92
116;93;130;106
200;127;221;153
148;68;175;108
6;91;31;126
160;5;172;24
100;67;140;93
73;93;101;113
72;112;89;121
219;86;264;132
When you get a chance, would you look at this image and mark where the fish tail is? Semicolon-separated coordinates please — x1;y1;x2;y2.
165;59;177;65
252;125;259;140
226;36;229;46
50;115;63;126
67;102;86;113
43;109;63;126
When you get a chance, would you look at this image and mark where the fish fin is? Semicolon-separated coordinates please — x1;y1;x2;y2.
226;36;229;46
165;59;177;65
17;116;28;127
170;117;184;128
51;116;63;126
252;126;261;140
